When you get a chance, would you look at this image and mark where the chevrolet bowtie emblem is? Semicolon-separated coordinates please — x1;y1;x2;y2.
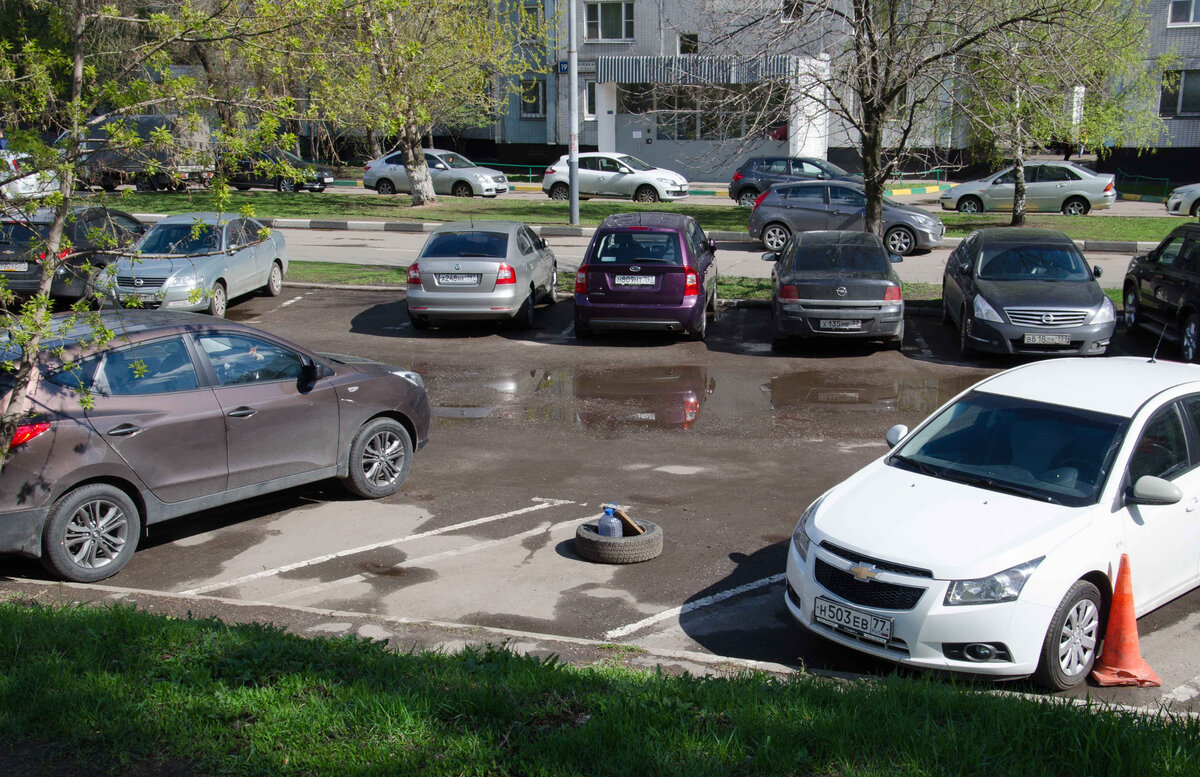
848;564;880;581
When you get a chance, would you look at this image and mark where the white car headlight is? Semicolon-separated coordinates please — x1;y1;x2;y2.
391;369;424;389
791;497;824;562
1092;297;1115;325
973;295;1003;323
166;274;202;288
944;558;1043;606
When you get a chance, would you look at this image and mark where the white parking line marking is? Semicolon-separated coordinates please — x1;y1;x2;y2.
178;497;574;595
911;324;933;358
1164;676;1200;705
271;514;591;602
603;573;785;640
280;296;303;308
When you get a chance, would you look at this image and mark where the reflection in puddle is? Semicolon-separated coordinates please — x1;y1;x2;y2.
574;366;715;430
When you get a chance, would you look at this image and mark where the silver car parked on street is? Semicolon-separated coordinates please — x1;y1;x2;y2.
105;213;286;317
364;149;509;197
1165;182;1200;216
405;221;558;329
541;152;689;203
940;161;1116;215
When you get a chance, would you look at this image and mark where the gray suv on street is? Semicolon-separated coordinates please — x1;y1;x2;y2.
748;180;944;256
729;156;859;207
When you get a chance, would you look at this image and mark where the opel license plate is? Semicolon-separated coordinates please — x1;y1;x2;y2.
615;275;655;286
819;319;862;330
1023;333;1070;345
437;273;480;286
814;597;892;644
0;261;28;272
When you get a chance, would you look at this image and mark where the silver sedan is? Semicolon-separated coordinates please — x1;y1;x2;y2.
405;221;558;329
363;149;508;197
940;161;1116;215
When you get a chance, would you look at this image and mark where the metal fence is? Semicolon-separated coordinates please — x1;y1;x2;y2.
489;163;547;183
1115;169;1171;198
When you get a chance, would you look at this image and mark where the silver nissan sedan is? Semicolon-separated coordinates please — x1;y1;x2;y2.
405;221;559;329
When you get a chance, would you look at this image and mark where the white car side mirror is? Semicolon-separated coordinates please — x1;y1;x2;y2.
885;424;909;448
1128;475;1183;506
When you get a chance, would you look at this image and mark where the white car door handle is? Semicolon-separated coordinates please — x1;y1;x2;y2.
1187;497;1199;512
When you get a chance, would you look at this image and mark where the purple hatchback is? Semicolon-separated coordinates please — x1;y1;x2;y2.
573;212;717;340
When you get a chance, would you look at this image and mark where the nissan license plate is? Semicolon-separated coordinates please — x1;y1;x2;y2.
1023;333;1070;345
814;597;892;644
0;261;28;272
615;275;655;286
437;273;480;286
819;319;862;330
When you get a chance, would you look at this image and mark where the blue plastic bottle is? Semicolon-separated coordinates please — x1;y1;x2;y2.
599;505;622;537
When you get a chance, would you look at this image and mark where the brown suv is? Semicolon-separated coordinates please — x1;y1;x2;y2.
0;310;430;582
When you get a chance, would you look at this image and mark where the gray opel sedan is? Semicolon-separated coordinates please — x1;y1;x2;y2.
405;221;558;329
0;310;430;583
943;228;1115;357
105;212;286;317
764;230;905;349
748;180;943;256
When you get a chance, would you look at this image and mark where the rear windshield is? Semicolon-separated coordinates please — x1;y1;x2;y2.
0;222;48;245
978;244;1091;281
420;231;508;258
136;223;221;255
792;242;886;273
592;231;681;265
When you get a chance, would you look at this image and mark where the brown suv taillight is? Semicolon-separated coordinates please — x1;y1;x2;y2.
406;263;421;284
753;191;770;210
574;268;588;294
10;422;50;448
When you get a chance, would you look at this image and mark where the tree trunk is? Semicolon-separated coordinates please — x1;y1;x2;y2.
367;128;382;160
1010;84;1027;227
401;122;436;205
860;116;886;237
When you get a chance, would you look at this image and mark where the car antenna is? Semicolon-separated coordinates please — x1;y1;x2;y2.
1149;297;1183;363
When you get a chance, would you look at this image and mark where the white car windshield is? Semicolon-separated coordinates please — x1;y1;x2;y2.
617;155;654;172
136;223;221;255
889;391;1126;506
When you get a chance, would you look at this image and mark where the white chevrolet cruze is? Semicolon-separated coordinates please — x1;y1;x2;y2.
785;357;1200;690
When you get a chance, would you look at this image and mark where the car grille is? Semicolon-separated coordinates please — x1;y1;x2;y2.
1004;308;1089;328
819;541;933;578
116;275;166;289
814;558;925;610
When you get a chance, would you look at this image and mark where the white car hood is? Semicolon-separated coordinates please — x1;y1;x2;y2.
811;460;1092;580
651;168;687;185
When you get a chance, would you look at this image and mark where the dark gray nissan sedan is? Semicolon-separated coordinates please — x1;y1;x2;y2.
942;228;1115;357
0;310;430;582
765;230;905;350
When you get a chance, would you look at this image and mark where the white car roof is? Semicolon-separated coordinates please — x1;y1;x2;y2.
974;357;1200;418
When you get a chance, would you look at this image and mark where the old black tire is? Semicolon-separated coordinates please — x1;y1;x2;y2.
377;179;396;195
634;185;660;203
341;418;413;498
276;177;296;193
736;189;759;208
1033;580;1102;691
761;223;791;253
884;226;917;256
264;261;284;297
957;196;983;213
207;281;227;317
451;181;473;198
1182;313;1200;363
574;520;663;564
549;183;569;200
1062;197;1090;216
41;483;141;582
1123;287;1139;330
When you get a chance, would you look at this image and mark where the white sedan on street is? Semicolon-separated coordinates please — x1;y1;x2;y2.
785;357;1200;690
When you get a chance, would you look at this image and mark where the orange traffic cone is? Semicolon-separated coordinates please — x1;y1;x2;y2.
1091;554;1161;687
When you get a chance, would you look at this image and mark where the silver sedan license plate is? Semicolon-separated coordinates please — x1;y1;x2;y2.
1023;333;1070;345
437;273;480;286
0;261;28;272
814;596;892;644
615;275;655;286
820;319;862;330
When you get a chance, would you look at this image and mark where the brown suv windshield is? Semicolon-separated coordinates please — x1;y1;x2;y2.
593;231;682;265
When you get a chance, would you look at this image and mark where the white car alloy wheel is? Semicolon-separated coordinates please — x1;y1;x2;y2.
1036;581;1102;690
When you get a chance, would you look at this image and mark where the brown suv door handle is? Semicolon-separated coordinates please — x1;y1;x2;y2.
106;423;143;437
227;407;258;418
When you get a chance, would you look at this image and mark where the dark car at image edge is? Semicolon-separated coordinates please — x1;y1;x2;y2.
1124;222;1200;362
0;310;430;583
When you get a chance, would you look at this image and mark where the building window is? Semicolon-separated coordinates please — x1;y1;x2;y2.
521;78;545;118
586;2;634;40
1170;0;1200;24
678;33;698;54
1160;70;1200;116
585;80;597;118
783;0;803;21
521;0;544;40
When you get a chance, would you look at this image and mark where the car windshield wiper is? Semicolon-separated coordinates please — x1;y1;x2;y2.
941;472;1061;504
890;454;940;478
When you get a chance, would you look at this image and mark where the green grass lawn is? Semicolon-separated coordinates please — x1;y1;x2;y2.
1;601;1196;777
97;190;1180;242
